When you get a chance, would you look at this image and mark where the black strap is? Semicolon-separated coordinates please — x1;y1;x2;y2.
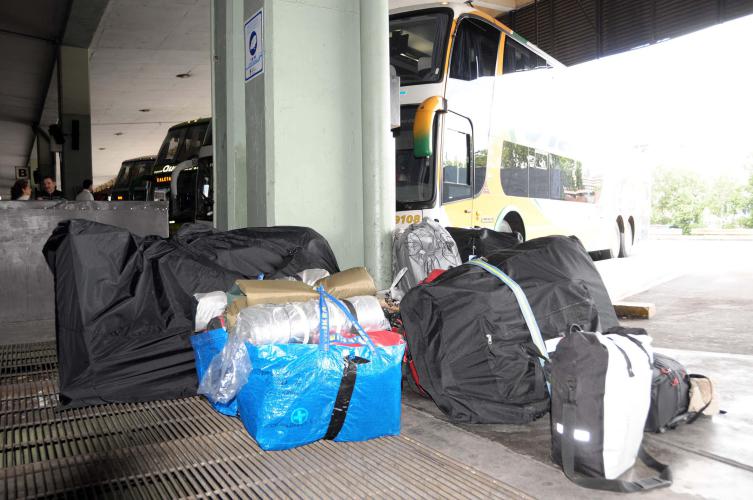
608;331;652;370
561;402;672;492
607;338;634;377
324;355;369;440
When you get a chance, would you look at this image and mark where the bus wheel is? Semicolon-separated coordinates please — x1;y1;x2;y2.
610;222;622;259
619;221;633;258
498;219;513;233
499;213;525;242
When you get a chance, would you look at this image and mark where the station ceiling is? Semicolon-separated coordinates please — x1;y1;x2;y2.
88;0;210;185
0;0;70;194
502;0;753;66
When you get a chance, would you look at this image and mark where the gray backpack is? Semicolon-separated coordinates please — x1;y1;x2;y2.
392;217;462;299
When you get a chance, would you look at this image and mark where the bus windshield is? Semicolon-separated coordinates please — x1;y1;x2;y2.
396;106;435;210
390;9;451;85
154;121;209;170
113;164;133;190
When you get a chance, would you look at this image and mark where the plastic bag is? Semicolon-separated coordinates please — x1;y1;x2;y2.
234;295;389;346
297;268;330;285
194;291;228;332
190;328;238;415
197;332;252;405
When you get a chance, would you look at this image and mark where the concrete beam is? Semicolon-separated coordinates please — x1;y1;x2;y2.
62;0;110;49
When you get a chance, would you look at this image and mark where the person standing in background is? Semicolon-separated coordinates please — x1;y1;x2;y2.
75;179;95;201
37;176;65;200
11;179;32;200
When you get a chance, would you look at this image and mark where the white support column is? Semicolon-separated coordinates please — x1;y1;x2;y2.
360;0;395;288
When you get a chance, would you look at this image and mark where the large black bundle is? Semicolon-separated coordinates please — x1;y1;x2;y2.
400;235;618;424
43;220;340;407
446;226;520;262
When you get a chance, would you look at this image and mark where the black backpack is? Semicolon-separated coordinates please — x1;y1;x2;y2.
645;353;690;432
645;353;717;432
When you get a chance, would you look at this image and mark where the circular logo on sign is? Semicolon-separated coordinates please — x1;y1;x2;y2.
249;31;258;56
290;407;309;425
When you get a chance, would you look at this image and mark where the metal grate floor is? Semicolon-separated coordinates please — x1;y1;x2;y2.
1;342;529;499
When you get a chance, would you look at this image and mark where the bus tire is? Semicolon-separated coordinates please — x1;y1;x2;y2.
609;221;622;259
497;219;513;233
619;220;633;258
500;213;525;242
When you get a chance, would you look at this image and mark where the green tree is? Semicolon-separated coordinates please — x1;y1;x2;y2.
705;176;745;225
651;167;706;235
741;173;753;228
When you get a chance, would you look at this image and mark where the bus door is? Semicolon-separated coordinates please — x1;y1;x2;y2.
440;111;475;227
444;16;500;228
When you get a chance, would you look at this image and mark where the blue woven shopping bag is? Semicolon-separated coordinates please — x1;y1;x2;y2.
237;289;405;451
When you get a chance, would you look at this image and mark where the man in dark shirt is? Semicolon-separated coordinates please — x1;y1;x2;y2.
37;176;66;200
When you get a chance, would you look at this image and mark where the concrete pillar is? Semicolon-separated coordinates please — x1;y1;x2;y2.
360;0;394;288
211;0;248;230
57;46;93;200
35;131;55;183
244;0;365;269
213;0;395;275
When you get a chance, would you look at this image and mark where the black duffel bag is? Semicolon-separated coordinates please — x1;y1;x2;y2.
445;226;520;262
400;236;618;424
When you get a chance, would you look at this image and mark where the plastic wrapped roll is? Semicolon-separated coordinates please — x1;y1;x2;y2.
234;295;389;345
342;296;391;331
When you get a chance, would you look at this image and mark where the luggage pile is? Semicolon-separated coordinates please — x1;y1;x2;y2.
190;264;404;451
44;220;405;452
394;221;719;492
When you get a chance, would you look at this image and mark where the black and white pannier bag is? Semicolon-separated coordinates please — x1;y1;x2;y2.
550;328;672;492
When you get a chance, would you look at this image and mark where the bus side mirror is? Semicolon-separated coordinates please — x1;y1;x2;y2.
413;96;447;158
390;65;400;131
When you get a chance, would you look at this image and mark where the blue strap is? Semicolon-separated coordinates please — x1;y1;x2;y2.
468;259;550;371
316;287;376;352
318;290;331;350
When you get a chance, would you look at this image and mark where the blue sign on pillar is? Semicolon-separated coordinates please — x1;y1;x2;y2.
244;9;264;82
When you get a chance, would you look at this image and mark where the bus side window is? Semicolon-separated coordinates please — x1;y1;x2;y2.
450;18;500;81
529;150;550;199
500;141;529;197
502;36;548;73
442;113;473;204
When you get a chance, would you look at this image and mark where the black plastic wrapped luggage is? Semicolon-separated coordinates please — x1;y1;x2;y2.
446;227;520;262
43;220;340;407
400;235;618;424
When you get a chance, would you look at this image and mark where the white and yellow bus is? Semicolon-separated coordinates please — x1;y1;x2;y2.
390;2;649;258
